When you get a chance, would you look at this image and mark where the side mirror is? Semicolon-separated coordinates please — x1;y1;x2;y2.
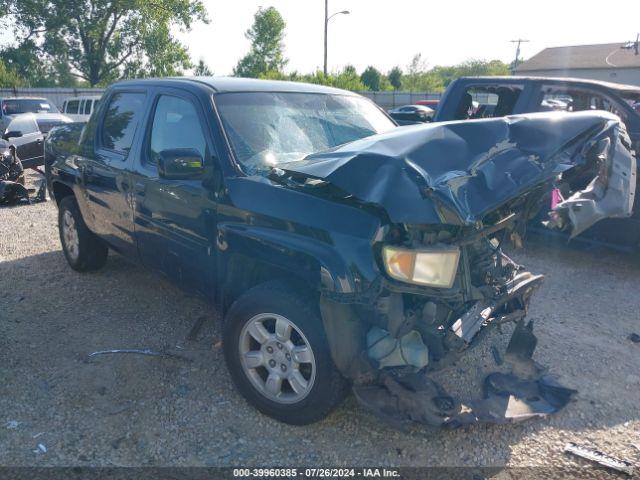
158;148;204;180
4;130;23;140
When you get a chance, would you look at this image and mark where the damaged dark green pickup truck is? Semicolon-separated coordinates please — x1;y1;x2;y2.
45;77;636;427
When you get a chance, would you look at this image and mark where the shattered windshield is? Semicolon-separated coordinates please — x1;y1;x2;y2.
215;92;396;175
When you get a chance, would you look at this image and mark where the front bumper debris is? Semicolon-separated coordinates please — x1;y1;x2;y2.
320;262;575;429
353;319;576;428
450;272;543;344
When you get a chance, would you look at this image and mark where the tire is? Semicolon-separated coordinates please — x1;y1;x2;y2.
223;281;348;425
58;195;108;272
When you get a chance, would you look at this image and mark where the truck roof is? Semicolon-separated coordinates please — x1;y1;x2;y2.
456;76;640;94
112;76;356;96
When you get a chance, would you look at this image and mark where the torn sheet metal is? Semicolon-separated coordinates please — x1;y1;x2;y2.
353;320;576;428
547;135;637;238
282;111;636;236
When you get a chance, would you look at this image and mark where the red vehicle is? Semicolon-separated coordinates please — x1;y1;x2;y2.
415;99;439;110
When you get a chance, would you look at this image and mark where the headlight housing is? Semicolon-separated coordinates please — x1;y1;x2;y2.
382;245;460;288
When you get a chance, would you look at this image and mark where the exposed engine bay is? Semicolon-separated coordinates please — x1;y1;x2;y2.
320;213;574;428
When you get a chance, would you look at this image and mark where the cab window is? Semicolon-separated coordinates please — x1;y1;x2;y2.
66;100;80;114
148;95;207;166
100;92;146;154
536;86;630;123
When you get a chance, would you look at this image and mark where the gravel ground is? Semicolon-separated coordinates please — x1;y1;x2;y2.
1;185;640;473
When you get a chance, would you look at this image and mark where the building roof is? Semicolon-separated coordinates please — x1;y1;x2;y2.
516;43;640;72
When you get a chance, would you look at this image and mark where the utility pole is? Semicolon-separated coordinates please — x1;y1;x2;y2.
621;33;639;55
510;39;530;72
324;0;328;76
323;0;350;76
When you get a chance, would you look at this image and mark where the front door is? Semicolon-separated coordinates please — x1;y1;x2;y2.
131;90;218;296
80;90;147;257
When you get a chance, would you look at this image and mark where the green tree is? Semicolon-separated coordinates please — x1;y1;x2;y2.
430;59;510;88
388;66;402;90
0;0;208;86
360;66;382;91
293;65;366;91
234;7;287;78
194;58;213;76
402;53;428;91
0;59;24;87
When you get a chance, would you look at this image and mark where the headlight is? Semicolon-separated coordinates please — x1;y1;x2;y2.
382;245;460;288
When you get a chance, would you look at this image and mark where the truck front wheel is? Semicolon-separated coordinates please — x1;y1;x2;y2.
223;281;348;425
58;196;108;272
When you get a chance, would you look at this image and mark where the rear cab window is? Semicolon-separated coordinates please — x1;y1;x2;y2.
454;84;525;120
99;92;147;156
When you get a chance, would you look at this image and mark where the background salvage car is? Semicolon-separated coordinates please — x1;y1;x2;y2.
3;112;72;169
435;76;640;249
45;77;635;427
387;104;434;124
60;95;101;122
0;96;60;132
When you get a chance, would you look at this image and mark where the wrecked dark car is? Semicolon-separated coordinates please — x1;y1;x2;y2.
45;78;635;427
434;76;640;249
0;139;30;205
2;112;72;169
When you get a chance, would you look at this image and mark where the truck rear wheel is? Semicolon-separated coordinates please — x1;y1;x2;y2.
223;281;348;425
58;196;108;272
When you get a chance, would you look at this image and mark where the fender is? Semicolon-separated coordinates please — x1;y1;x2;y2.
216;176;385;309
217;222;379;298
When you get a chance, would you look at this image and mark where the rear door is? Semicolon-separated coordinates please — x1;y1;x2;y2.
79;89;148;258
131;88;218;295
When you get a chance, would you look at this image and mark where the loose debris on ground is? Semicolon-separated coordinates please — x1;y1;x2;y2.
564;442;634;476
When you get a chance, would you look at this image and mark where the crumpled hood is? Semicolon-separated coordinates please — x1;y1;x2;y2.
282;111;635;227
